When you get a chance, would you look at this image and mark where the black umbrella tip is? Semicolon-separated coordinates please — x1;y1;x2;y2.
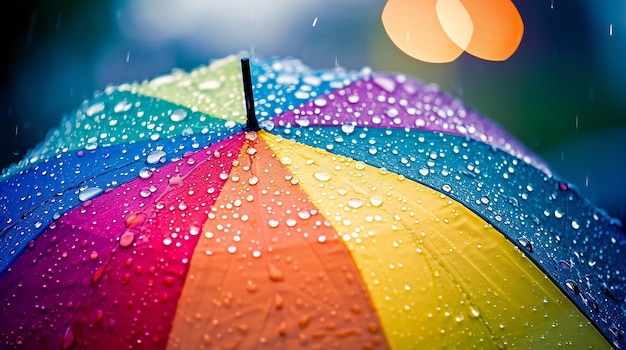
241;58;261;132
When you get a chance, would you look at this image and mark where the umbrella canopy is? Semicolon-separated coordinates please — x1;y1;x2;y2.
0;54;624;349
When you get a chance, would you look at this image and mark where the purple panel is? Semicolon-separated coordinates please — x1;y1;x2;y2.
272;73;550;174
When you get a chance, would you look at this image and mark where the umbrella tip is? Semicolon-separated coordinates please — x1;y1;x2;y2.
241;58;261;132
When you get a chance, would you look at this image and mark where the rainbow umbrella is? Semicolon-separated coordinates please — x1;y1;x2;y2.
0;55;624;349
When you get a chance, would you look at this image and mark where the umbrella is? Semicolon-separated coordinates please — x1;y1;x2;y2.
1;54;624;349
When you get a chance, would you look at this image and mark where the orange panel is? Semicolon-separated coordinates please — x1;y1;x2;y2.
167;133;389;349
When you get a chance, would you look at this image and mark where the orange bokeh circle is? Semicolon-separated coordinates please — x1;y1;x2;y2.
382;0;524;63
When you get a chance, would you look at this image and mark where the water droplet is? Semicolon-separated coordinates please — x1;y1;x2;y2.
280;156;292;165
373;74;396;92
295;118;310;127
571;220;580;230
139;167;153;179
140;188;152;198
125;212;145;228
79;187;103;202
146;150;166;164
318;235;327;243
298;211;311;220
347;95;360;104
119;231;135;248
61;326;75;350
189;226;200;236
227;246;237;254
248;176;259;185
370;196;383;207
313;98;328;107
86;102;105;117
341;124;355;134
386;107;399;118
198;79;221;90
107;96;130;114
442;184;452;192
348;198;363;209
268;219;279;228
468;305;481;319
260;120;275;131
314;171;331;182
169;175;184;186
170;109;188;122
517;237;534;252
274;293;284;310
268;264;284;281
565;279;581;294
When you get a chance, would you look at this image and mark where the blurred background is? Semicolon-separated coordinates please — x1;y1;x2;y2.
2;0;625;224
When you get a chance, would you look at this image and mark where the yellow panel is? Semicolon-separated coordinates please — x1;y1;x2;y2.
262;132;609;349
134;54;246;124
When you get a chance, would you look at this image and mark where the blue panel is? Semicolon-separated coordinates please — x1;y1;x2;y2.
0;92;236;274
251;57;365;122
274;125;626;347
